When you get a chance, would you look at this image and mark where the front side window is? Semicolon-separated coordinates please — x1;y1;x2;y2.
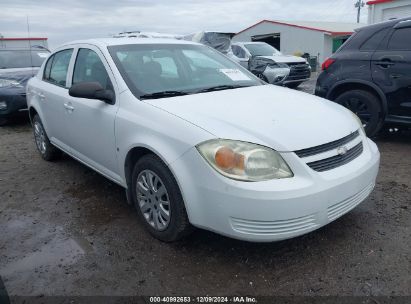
244;43;281;56
44;49;73;87
72;48;112;90
108;44;261;98
388;28;411;50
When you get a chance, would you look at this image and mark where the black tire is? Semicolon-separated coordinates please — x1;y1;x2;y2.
0;117;8;126
131;154;192;242
286;81;303;89
32;114;61;161
335;90;383;137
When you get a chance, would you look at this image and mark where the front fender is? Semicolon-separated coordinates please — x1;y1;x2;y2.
328;79;388;115
115;91;214;186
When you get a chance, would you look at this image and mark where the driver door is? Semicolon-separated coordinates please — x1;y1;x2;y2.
65;46;121;183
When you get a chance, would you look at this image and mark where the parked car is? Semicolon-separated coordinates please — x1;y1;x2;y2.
315;18;411;136
27;38;379;242
231;42;311;87
0;47;50;125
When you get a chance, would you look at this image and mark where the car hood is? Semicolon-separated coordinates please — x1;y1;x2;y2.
259;55;307;64
145;85;359;152
0;67;39;86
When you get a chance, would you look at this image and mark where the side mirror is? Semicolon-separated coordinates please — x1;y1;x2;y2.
69;82;115;105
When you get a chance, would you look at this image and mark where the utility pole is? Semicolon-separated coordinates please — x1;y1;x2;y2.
355;0;365;23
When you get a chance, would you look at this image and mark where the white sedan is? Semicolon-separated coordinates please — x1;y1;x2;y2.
27;38;380;242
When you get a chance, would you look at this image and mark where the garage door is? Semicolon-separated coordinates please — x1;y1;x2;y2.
382;5;411;21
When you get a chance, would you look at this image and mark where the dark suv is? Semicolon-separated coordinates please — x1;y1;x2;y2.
315;18;411;136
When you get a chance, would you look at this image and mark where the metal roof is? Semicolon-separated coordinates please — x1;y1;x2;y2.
0;37;47;41
366;0;395;5
237;20;364;36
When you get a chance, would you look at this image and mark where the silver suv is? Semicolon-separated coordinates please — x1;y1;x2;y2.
232;42;311;88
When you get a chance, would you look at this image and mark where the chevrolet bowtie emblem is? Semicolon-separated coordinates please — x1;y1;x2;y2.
337;146;348;156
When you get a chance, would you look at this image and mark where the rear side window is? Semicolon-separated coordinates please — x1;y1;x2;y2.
388;28;411;50
360;28;390;51
72;48;112;90
43;55;54;80
43;49;73;87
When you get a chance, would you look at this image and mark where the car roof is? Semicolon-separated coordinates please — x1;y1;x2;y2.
356;17;411;32
58;38;201;49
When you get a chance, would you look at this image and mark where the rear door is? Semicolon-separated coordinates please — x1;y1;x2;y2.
40;48;74;151
65;45;120;181
371;22;411;117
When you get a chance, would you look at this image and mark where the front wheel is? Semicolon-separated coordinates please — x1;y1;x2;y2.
131;154;192;242
32;114;61;161
335;90;383;137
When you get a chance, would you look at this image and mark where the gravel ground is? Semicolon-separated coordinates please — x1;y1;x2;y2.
0;81;410;297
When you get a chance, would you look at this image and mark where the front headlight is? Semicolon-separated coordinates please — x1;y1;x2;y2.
350;111;366;135
0;79;23;88
197;139;293;182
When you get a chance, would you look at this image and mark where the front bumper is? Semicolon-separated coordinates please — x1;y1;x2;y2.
263;66;290;85
0;93;28;118
170;137;380;242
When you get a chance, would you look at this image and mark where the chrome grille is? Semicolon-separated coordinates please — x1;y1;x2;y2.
307;142;363;172
295;130;363;172
286;63;311;81
295;130;360;158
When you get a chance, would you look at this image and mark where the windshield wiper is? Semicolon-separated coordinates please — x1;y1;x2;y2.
139;90;190;100
196;85;250;93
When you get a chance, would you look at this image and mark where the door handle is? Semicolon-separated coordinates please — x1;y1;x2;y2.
63;102;75;112
375;59;395;68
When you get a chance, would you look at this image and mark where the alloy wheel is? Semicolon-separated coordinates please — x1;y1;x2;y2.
136;169;171;231
33;121;47;155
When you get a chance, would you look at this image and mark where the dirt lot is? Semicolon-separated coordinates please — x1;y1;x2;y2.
0;93;410;297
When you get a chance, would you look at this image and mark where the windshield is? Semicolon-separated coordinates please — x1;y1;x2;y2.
108;44;261;99
0;50;49;69
244;43;281;56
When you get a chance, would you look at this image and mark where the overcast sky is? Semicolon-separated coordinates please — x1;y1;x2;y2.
0;0;368;49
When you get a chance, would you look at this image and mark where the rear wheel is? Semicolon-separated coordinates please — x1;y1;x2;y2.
131;154;192;242
32;114;61;161
335;90;383;137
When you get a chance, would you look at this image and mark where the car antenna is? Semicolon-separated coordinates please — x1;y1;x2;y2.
26;15;34;74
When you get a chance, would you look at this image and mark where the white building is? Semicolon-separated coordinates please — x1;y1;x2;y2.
367;0;411;23
233;20;361;64
0;37;48;49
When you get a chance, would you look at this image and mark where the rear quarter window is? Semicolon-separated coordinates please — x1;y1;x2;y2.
388;28;411;50
360;28;390;51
